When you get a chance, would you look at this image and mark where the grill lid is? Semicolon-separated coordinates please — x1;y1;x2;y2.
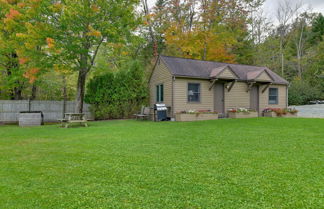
154;104;168;111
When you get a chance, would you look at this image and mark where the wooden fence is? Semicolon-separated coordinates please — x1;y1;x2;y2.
0;100;93;123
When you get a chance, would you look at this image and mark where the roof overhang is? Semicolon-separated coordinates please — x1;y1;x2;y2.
247;69;274;83
174;75;210;80
247;80;272;84
209;65;239;80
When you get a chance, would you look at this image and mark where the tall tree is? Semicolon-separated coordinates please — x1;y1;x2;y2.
275;0;302;76
142;0;158;57
16;0;140;112
0;1;27;99
310;13;324;44
290;13;313;78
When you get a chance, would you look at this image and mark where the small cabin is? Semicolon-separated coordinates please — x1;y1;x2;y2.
149;55;288;118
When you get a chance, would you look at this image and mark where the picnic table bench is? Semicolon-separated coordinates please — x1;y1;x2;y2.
59;113;88;128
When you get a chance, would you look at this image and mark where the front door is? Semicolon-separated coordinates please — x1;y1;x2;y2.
214;83;225;117
250;85;259;114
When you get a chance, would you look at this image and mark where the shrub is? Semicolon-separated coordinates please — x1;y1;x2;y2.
85;61;148;119
288;80;321;105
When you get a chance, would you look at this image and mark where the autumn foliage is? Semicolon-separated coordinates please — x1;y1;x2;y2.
5;8;20;20
23;67;39;84
46;38;55;48
165;24;237;62
149;0;252;63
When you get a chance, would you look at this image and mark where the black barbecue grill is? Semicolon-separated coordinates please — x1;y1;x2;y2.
154;104;169;121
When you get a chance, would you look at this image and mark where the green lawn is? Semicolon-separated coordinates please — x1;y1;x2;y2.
0;118;323;208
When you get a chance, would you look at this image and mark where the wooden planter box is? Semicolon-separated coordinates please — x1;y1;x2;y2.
228;111;258;118
18;112;43;127
263;112;297;118
284;113;298;118
175;113;218;122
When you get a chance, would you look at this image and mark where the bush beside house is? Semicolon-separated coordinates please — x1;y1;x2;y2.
85;61;148;119
288;80;322;105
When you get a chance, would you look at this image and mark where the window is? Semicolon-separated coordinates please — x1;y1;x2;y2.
156;84;164;103
269;88;278;104
188;83;200;102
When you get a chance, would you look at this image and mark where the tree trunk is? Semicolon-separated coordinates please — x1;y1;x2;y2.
281;52;284;76
297;49;301;78
280;38;284;76
75;29;90;114
202;41;207;60
6;52;24;100
30;84;37;100
11;86;23;100
75;69;87;113
296;23;304;79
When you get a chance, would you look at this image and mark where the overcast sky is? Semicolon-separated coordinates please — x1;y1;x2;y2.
147;0;324;23
263;0;324;21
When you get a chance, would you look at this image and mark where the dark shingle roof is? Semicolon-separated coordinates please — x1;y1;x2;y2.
247;70;264;80
210;66;231;78
160;55;288;85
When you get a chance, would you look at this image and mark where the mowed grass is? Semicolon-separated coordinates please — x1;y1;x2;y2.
0;118;323;208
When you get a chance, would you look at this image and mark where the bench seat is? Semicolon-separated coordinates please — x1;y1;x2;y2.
67;120;87;123
59;117;88;128
58;119;68;122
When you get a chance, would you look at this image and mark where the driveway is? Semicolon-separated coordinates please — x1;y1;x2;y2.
289;104;324;118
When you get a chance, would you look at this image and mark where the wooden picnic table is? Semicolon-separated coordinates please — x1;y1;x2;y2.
59;113;88;128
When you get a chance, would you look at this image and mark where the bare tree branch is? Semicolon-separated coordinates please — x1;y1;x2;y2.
88;38;104;73
276;0;303;76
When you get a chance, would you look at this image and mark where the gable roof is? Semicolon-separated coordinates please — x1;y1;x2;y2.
247;70;263;80
160;55;288;85
246;69;273;82
209;66;227;78
209;65;238;79
254;70;274;82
